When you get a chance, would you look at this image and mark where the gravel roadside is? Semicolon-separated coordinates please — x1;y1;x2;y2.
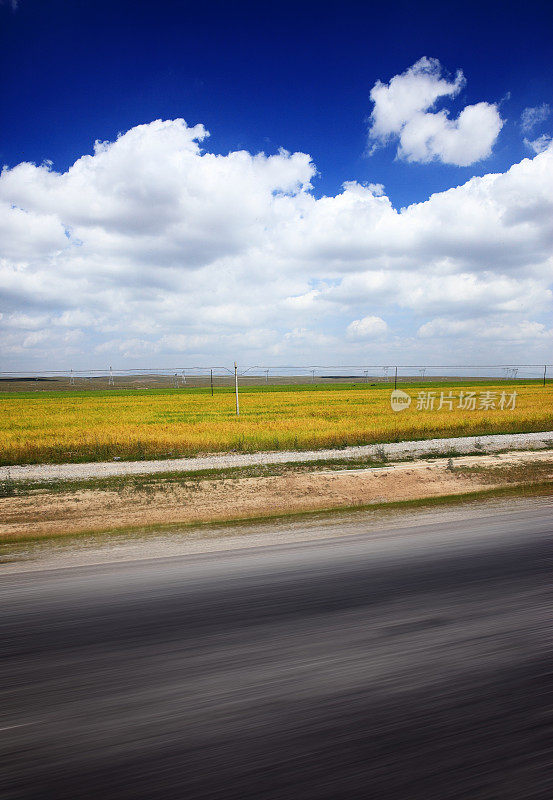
2;430;553;482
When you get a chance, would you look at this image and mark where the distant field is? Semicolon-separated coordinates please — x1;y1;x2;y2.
0;381;551;466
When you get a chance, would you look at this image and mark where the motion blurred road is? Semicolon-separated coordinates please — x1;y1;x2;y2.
2;504;552;799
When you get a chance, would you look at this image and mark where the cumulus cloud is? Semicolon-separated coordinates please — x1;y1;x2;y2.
0;118;552;369
347;316;388;340
520;104;550;133
368;57;503;166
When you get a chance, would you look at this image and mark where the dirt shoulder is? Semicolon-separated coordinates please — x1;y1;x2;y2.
1;449;552;542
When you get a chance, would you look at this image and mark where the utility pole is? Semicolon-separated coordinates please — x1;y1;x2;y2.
544;365;548;387
265;369;269;385
210;369;214;397
394;366;398;390
108;366;114;386
234;362;239;415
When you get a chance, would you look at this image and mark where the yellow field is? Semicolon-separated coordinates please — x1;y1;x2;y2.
0;383;551;465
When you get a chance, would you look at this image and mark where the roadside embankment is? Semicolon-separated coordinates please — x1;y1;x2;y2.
1;448;552;541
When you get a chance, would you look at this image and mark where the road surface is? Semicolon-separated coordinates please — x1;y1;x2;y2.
2;504;552;798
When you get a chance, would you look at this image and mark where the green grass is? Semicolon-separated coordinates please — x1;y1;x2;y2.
2;378;544;401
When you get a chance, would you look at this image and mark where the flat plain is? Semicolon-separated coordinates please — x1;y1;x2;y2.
0;381;550;466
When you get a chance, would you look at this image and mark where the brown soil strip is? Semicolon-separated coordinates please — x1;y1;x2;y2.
2;450;552;540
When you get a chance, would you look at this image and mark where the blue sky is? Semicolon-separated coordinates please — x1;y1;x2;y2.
1;0;552;370
3;0;552;205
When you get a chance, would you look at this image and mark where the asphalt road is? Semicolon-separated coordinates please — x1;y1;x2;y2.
2;505;552;799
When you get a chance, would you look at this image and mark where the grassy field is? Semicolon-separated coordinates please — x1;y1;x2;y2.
0;381;551;466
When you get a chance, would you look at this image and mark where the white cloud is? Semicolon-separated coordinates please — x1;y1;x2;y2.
347;316;388;340
369;57;465;139
368;57;503;166
283;327;336;346
54;309;97;328
418;317;553;342
0;118;552;369
520;104;550;133
524;134;553;154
